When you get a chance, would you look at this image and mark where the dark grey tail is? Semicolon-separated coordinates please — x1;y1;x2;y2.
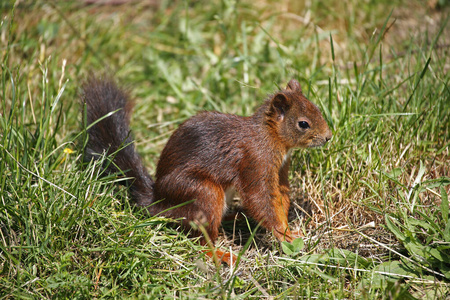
81;76;154;207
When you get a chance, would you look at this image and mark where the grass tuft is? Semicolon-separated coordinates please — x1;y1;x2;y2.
1;0;449;298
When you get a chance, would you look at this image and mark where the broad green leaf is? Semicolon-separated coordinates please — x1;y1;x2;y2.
300;253;322;263
443;220;450;243
385;215;406;241
443;269;450;280
388;167;403;179
292;237;304;252
404;241;427;261
373;260;418;278
428;248;449;263
407;217;438;234
281;241;294;255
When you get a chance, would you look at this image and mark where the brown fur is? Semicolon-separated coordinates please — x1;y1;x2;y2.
82;77;332;265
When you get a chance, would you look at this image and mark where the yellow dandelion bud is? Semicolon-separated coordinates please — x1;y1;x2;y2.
64;148;74;154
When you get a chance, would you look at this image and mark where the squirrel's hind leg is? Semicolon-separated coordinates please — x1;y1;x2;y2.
187;181;238;266
157;177;236;265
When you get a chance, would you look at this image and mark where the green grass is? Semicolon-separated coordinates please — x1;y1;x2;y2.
1;0;449;298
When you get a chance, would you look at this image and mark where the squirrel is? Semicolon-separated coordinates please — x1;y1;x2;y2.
81;76;332;265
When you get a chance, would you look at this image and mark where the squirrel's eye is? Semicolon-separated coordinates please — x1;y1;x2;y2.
298;121;310;129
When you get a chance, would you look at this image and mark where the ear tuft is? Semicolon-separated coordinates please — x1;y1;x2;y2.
270;93;291;120
286;79;302;94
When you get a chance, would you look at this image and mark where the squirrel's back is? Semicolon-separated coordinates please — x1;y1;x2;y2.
81;76;154;207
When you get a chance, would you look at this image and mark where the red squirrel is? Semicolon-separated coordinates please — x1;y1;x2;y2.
82;77;332;265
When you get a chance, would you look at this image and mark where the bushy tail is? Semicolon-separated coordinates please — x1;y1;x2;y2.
81;76;154;207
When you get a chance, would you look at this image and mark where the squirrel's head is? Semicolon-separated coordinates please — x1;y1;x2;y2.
266;79;332;149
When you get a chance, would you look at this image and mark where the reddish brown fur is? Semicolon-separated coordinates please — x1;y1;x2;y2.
83;78;332;265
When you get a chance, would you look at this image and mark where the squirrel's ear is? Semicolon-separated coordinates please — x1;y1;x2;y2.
270;93;291;121
286;79;302;94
